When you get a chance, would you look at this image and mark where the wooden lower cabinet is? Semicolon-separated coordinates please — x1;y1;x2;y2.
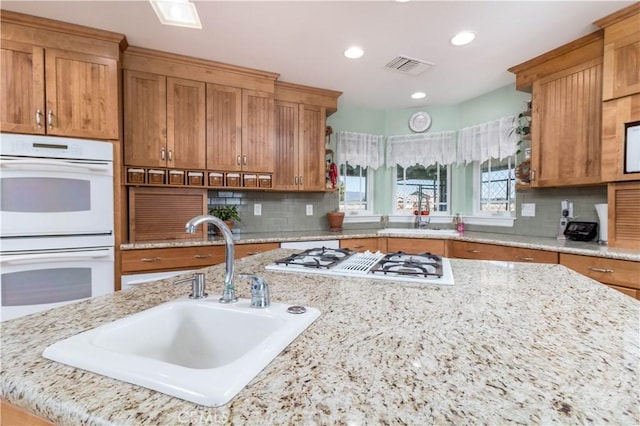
560;253;640;299
1;400;52;426
451;241;558;264
385;238;447;256
339;238;379;252
234;242;279;258
121;243;279;275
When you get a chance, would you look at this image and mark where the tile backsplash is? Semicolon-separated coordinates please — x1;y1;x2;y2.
208;190;340;234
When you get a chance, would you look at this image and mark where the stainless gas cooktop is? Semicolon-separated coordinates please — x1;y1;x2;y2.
265;247;454;285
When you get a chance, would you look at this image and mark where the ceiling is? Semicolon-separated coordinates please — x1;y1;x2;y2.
1;1;633;110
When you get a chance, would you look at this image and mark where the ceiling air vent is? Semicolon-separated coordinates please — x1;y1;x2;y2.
384;55;434;76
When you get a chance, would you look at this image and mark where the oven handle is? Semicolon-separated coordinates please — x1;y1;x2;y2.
0;250;113;265
0;159;111;173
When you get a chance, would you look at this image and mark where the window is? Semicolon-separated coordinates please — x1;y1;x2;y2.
394;164;449;214
339;162;370;213
475;156;516;215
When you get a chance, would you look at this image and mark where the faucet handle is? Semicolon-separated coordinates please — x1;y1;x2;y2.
174;273;208;299
239;274;270;308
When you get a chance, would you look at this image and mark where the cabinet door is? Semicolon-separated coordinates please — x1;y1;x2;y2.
531;58;603;187
299;104;326;191
273;100;299;190
0;41;45;134
206;83;242;171
45;49;118;139
124;70;167;167
167;77;206;169
387;238;446;256
242;89;274;173
602;14;640;101
451;241;558;264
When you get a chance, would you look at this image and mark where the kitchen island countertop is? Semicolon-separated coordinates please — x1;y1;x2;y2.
121;229;640;262
1;249;639;425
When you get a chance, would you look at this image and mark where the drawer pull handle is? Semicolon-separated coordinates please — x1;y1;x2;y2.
516;256;534;262
588;267;614;273
247;251;259;255
354;245;364;249
467;249;480;253
48;110;54;128
141;257;161;262
36;109;42;128
194;254;211;259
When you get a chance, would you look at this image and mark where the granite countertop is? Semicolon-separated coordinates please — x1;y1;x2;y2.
2;249;639;425
121;229;640;262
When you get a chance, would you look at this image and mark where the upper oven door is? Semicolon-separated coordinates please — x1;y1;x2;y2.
0;155;114;237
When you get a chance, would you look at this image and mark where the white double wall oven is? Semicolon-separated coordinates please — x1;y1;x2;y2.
0;134;115;321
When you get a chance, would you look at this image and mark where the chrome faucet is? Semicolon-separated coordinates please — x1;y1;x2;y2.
185;215;237;303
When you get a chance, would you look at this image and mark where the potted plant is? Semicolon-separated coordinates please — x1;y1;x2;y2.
209;205;241;234
326;208;345;232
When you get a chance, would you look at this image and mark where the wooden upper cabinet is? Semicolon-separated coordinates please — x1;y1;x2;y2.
510;31;604;188
166;78;206;169
242;89;275;173
595;3;640;101
124;70;166;167
0;41;45;134
206;83;242;171
299;104;326;191
274;100;300;190
272;82;341;191
123;71;206;170
44;49;118;139
531;57;603;187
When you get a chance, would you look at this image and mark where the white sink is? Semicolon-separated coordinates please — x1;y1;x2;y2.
43;297;320;406
377;228;459;236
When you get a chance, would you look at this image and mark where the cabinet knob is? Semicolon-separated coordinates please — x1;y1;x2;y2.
47;110;54;128
588;267;614;273
35;109;42;128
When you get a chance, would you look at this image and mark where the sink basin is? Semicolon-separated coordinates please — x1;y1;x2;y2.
377;228;459;236
43;297;320;406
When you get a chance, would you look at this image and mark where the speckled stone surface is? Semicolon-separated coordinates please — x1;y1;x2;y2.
2;250;639;425
120;229;640;262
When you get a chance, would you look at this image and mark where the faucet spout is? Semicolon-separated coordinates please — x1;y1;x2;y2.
185;215;237;303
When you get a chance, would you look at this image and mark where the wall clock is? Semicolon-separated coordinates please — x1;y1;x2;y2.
409;111;432;133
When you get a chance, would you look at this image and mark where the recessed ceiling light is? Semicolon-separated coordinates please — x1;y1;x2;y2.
149;0;202;29
411;92;426;99
344;46;364;59
451;31;475;46
396;0;411;3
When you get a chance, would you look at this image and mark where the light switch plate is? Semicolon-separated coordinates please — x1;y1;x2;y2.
306;204;313;216
521;203;535;217
254;203;262;216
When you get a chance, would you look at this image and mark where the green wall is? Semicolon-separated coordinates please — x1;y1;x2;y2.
326;83;531;216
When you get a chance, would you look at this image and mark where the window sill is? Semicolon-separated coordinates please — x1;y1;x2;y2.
388;214;515;227
343;214;381;224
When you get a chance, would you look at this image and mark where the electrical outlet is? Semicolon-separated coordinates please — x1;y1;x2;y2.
521;203;535;217
254;203;262;216
306;204;313;216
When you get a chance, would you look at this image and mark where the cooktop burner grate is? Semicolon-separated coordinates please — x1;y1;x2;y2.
272;247;354;269
369;251;443;278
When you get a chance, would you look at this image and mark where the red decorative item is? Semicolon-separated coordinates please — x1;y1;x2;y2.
329;162;338;188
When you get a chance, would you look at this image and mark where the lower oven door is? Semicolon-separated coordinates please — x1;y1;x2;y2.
0;246;114;321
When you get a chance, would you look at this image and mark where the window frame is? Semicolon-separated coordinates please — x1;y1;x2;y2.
392;163;451;216
338;162;373;216
472;156;516;218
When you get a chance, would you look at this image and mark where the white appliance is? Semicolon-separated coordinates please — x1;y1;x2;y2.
0;134;115;321
266;247;455;285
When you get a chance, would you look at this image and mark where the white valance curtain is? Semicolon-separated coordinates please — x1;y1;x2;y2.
456;116;517;165
386;131;457;168
337;131;384;169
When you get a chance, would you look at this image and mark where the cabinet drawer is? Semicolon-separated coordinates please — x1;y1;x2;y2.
560;253;640;289
451;241;558;264
607;284;640;300
340;238;379;252
235;243;279;259
122;246;225;273
386;238;446;256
